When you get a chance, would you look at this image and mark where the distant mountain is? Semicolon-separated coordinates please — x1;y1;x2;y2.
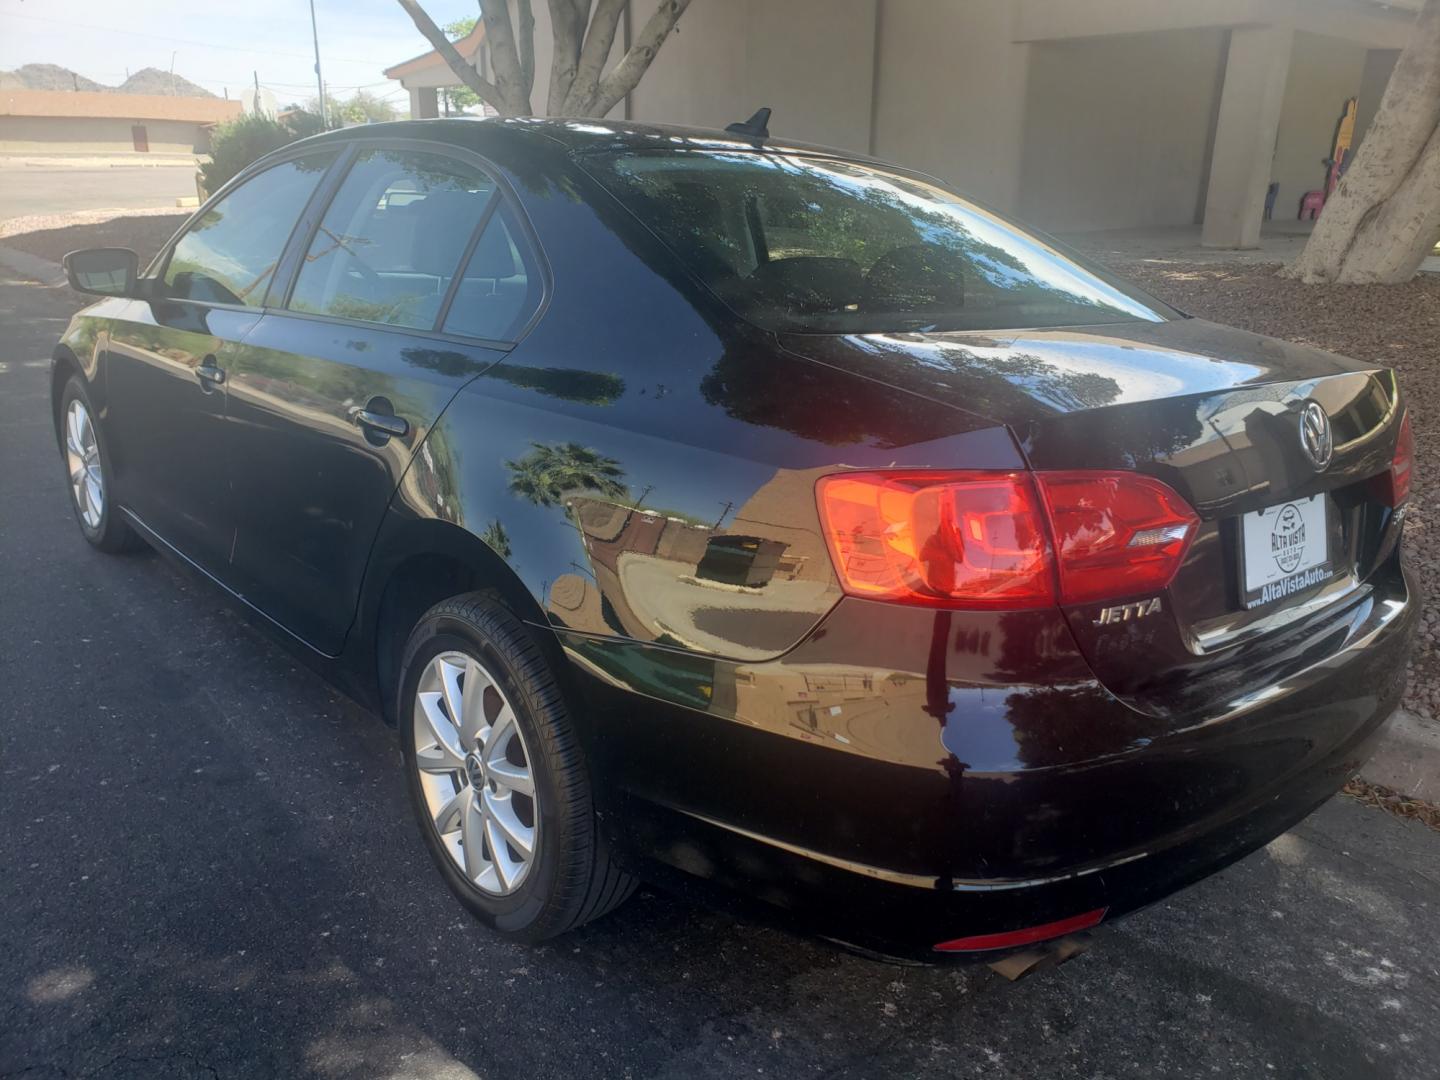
118;67;215;98
0;63;107;92
0;62;214;98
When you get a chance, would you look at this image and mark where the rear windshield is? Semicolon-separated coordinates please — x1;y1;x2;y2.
581;149;1173;334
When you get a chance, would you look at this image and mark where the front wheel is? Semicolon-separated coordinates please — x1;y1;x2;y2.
397;593;636;941
58;376;141;553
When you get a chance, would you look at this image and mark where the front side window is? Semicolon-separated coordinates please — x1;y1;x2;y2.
162;152;337;306
580;150;1174;334
289;148;496;330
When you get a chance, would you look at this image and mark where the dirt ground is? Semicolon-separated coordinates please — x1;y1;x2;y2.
0;210;188;268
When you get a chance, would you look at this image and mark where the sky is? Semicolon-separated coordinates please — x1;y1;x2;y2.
0;0;479;109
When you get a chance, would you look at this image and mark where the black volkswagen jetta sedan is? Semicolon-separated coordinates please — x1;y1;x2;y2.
53;117;1415;962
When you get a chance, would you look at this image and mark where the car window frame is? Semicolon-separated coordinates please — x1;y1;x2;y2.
146;144;350;315
271;136;552;351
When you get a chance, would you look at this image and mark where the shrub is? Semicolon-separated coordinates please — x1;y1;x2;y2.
200;114;300;194
282;109;327;138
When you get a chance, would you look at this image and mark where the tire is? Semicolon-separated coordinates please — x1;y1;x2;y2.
58;375;142;553
397;592;636;941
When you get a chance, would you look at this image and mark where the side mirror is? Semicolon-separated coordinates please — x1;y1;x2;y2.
63;248;139;297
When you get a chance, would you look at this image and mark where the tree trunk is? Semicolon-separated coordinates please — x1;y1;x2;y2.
562;0;627;116
587;0;692;118
397;0;691;120
479;0;534;115
546;0;587;116
1282;0;1440;284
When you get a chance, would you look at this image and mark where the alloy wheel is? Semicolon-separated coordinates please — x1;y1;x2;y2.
412;651;539;895
64;398;104;529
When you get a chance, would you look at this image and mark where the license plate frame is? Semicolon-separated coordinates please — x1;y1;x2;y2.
1238;494;1337;610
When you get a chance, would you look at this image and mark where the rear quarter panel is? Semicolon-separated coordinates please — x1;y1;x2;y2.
390;156;1021;663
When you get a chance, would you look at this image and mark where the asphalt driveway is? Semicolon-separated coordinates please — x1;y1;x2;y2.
0;162;198;220
1;271;1438;1080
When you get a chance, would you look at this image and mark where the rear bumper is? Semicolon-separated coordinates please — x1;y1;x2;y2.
564;555;1416;961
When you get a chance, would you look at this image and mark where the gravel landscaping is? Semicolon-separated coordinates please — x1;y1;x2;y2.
5;214;1439;721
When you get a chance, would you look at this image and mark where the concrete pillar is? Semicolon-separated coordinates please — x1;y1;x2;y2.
1201;26;1294;249
409;86;439;120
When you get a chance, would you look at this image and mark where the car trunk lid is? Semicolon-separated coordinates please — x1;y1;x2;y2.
780;318;1407;718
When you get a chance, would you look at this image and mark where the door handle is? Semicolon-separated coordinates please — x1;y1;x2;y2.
196;358;225;387
354;409;409;439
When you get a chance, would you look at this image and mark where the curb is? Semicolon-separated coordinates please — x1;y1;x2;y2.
1360;708;1440;802
0;245;66;288
0;155;201;170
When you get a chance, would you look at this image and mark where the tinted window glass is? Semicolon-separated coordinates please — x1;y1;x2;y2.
580;151;1173;334
163;152;336;306
441;204;541;342
289;148;496;330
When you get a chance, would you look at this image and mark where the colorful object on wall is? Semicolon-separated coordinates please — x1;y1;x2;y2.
1297;96;1358;221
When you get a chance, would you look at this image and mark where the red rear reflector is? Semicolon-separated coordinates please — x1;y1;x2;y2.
1390;410;1415;507
816;469;1197;609
933;907;1107;953
1036;471;1199;604
815;471;1055;609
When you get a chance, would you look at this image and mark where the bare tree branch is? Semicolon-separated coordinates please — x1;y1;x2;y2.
587;0;693;118
562;0;626;116
516;0;536;103
546;0;586;115
480;0;533;114
395;0;507;115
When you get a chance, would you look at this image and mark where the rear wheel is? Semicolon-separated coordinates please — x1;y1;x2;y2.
59;376;140;553
398;593;636;941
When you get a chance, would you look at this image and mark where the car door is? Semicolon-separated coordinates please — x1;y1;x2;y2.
222;142;543;654
102;149;341;573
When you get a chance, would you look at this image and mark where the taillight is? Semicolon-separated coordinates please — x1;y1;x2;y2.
816;469;1197;609
1036;471;1199;604
815;472;1054;608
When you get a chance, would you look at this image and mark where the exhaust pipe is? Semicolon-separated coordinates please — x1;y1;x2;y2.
986;931;1094;982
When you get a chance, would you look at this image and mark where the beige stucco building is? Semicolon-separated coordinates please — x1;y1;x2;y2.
0;89;241;157
387;0;1418;249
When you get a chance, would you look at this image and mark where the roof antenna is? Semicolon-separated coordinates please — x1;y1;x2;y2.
725;107;771;141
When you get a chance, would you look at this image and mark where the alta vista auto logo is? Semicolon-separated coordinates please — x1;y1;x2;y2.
1271;503;1306;574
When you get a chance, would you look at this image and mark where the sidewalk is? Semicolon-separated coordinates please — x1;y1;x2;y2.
1064;221;1440;274
0;152;200;170
1362;708;1440;801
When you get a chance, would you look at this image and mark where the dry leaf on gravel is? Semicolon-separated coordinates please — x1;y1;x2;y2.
1343;776;1440;833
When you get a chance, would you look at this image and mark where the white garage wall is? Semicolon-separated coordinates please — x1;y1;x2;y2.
1016;28;1228;233
627;0;878;153
869;0;1031;210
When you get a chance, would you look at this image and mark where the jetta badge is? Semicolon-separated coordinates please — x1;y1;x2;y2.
1299;401;1333;471
1094;598;1162;626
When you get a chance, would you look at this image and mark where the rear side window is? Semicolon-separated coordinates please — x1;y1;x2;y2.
162;152;336;306
580;150;1173;334
289;148;496;330
441;203;542;342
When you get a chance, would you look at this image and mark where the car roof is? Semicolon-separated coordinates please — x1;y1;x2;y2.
292;116;893;168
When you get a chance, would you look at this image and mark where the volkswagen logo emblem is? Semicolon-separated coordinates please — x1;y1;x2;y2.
1299;401;1333;471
